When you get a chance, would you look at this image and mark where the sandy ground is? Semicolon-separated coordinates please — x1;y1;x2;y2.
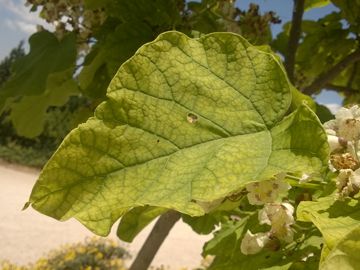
0;162;211;269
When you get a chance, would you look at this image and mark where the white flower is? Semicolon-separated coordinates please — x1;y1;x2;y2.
246;173;290;205
240;230;270;255
327;134;344;153
258;203;294;243
347;141;360;161
301;252;314;262
328;160;337;172
324;105;360;141
336;168;360;199
299;173;311;184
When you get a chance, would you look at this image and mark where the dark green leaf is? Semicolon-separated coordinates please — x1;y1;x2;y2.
0;31;76;107
117;206;167;242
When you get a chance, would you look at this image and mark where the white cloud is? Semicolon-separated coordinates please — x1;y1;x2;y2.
323;103;341;114
4;18;16;30
15;20;38;34
0;0;52;35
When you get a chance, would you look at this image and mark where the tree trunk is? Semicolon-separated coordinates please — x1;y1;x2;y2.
129;210;181;270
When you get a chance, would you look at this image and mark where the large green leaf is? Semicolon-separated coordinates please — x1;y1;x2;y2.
296;14;356;89
297;196;360;251
27;31;328;236
320;226;360;270
117;206;167;242
305;0;331;11
10;69;78;138
0;31;76;108
331;0;360;27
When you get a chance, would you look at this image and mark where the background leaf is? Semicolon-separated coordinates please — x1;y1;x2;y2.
117;206;167;242
305;0;331;11
0;31;76;108
10;69;78;138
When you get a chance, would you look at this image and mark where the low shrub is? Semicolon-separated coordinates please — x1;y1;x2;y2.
0;237;129;270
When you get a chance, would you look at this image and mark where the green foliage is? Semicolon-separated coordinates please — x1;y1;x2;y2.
0;41;25;87
304;0;331;11
0;141;52;168
0;31;76;105
117;206;167;242
320;226;360;270
1;0;281;138
10;70;78;138
0;237;129;270
6;0;360;269
28;32;328;238
297;196;360;265
203;216;322;270
0;96;92;167
0;31;78;138
297;13;356;86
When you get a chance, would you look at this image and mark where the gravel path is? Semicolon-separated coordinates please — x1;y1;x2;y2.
0;162;210;269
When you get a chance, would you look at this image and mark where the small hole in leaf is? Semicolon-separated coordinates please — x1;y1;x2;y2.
187;113;198;124
157;139;160;143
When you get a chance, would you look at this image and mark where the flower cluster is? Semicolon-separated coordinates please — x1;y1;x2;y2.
25;0;106;52
240;173;294;255
324;105;360;199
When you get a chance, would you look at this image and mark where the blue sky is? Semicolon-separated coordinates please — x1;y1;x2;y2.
0;0;50;59
0;0;342;109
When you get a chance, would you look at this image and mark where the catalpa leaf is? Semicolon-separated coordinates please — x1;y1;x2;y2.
117;206;167;242
28;31;328;236
320;226;360;270
297;196;360;251
10;69;78;138
304;0;331;11
0;31;76;108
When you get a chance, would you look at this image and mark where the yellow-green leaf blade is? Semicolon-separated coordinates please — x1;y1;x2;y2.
28;31;328;236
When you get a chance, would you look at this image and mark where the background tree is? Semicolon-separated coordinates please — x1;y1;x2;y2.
2;1;360;269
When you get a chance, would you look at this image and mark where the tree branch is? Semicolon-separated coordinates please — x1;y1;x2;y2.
129;210;181;270
302;49;360;95
285;0;305;83
325;83;359;95
347;62;358;89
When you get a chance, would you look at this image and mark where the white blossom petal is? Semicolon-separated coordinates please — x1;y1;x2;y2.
299;173;311;184
350;168;360;188
349;105;360;118
258;203;294;243
240;230;270;255
338;119;360;141
258;207;271;225
323;120;337;131
323;106;360;141
245;174;290;205
336;107;353;120
336;169;360;199
327;134;342;153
